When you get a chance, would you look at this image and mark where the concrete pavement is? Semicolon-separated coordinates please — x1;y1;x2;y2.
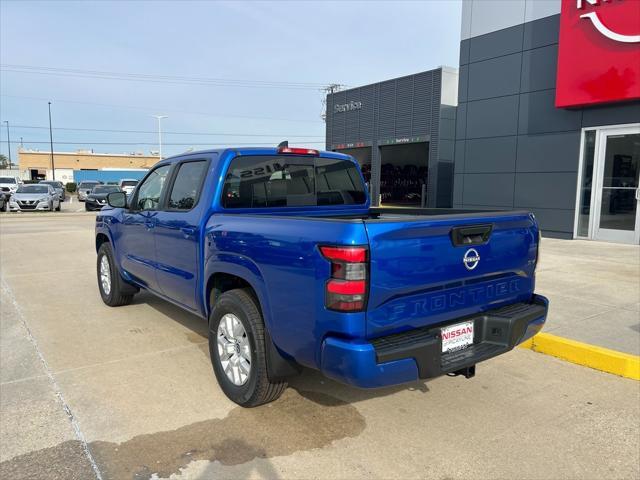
1;213;639;479
535;237;640;356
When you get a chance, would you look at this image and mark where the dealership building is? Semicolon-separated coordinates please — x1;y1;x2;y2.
325;67;459;208
326;0;639;243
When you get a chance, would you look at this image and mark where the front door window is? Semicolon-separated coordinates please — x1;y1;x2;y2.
134;165;171;211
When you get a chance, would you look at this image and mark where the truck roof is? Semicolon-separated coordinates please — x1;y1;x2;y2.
162;147;351;163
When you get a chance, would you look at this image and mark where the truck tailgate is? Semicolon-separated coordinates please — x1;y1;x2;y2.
364;211;538;338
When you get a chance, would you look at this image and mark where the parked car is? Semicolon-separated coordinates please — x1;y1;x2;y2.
85;185;121;211
0;190;10;211
77;181;102;201
119;179;139;196
9;184;60;212
39;180;66;202
95;146;548;407
0;176;23;195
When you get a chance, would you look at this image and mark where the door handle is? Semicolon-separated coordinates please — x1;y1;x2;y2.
181;227;196;238
636;188;640;202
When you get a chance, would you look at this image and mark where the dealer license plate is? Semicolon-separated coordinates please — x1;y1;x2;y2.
441;320;474;353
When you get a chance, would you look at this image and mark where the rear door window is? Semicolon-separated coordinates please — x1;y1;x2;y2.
222;156;366;208
167;160;207;210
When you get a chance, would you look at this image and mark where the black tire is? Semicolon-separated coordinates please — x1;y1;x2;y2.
55;203;61;211
85;204;91;211
209;288;287;407
97;242;135;307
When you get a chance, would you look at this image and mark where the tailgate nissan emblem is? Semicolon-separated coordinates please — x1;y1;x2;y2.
463;248;480;271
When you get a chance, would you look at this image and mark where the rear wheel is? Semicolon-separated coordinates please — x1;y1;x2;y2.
55;202;61;211
97;242;135;306
209;288;287;407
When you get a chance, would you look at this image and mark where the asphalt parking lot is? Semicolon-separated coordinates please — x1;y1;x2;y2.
1;212;639;480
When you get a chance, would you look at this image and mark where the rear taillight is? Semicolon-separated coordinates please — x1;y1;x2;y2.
320;246;368;312
277;146;319;156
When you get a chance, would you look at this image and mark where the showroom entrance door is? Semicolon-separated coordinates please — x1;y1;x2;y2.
579;125;640;244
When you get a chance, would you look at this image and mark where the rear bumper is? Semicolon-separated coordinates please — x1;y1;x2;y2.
320;294;548;388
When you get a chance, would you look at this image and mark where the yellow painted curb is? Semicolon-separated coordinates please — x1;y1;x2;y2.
519;333;640;381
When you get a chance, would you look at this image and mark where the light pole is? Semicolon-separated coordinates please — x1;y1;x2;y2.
152;115;168;159
3;121;10;166
48;102;56;180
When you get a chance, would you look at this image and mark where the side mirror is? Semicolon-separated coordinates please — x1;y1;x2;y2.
107;191;127;208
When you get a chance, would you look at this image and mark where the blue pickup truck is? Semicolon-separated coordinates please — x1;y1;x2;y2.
95;146;548;407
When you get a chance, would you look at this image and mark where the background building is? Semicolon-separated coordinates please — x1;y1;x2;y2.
17;149;157;183
325;67;458;208
453;0;639;243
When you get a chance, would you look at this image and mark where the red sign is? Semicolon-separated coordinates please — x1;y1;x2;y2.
556;0;640;108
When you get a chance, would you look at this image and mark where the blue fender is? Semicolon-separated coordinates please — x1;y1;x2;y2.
202;253;300;379
95;214;126;277
202;252;272;328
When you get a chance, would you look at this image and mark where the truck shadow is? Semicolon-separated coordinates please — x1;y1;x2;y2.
134;290;432;407
133;290;209;339
288;368;430;408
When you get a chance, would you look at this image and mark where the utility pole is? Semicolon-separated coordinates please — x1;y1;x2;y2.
3;121;10;165
48;102;56;180
320;83;345;122
152;115;168;159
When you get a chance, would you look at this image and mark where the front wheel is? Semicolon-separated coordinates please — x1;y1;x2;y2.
209;288;287;407
97;242;135;307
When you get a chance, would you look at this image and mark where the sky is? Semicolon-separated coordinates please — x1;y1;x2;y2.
0;0;462;162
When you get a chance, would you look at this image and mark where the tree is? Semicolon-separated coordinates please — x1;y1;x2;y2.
0;154;9;170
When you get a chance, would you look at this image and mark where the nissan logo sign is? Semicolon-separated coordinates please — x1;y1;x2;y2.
463;248;480;271
578;0;640;43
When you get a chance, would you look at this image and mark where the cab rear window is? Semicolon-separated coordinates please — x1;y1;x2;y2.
222;156;366;208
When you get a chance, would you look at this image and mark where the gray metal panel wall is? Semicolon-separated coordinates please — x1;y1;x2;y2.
453;13;640;238
325;67;454;207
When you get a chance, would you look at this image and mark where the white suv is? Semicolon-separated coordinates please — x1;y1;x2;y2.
0;176;23;195
119;179;139;196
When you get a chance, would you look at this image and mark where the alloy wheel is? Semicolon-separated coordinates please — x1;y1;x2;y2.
216;313;251;386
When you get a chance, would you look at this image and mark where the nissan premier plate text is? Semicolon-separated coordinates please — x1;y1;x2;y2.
441;321;474;353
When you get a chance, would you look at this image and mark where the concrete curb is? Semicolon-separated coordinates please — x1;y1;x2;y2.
519;333;640;381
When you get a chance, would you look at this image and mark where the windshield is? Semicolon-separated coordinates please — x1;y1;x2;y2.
17;185;49;194
40;181;62;188
0;177;17;184
79;182;99;188
92;185;120;194
121;180;138;187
